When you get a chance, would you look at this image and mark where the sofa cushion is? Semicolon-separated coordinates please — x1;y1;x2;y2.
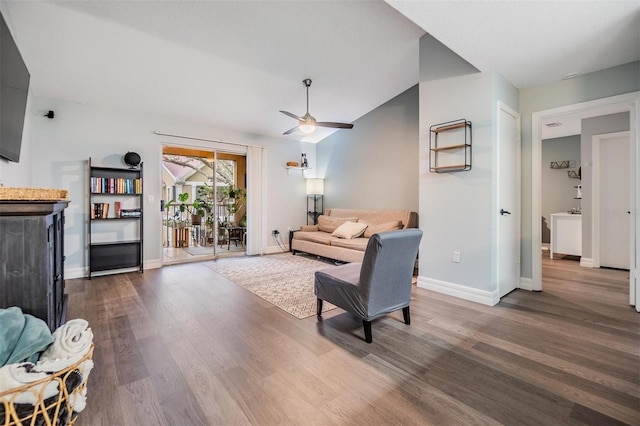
332;221;368;239
317;215;358;233
330;237;369;252
293;231;334;245
361;220;402;238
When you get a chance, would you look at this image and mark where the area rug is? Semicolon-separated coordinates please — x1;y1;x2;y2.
204;253;338;319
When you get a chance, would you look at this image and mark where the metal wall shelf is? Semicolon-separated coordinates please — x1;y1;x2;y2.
429;119;472;173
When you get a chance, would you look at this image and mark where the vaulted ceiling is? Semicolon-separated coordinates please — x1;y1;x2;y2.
3;1;638;143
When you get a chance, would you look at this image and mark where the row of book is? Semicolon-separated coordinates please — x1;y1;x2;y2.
91;177;142;194
91;202;141;219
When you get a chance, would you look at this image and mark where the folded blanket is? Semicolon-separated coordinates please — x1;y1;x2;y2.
0;307;54;367
39;319;93;362
0;362;59;404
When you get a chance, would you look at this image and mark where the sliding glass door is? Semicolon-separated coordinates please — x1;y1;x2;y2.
161;145;247;265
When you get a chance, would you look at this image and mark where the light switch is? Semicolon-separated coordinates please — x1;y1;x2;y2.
147;195;154;204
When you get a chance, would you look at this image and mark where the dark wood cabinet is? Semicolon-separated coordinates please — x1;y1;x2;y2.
0;200;69;331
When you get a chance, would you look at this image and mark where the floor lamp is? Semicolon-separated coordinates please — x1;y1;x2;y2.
306;178;324;225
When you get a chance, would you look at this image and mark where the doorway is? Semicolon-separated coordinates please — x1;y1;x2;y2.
531;92;639;309
161;145;247;265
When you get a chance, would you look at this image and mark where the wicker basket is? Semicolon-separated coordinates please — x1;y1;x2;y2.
286;162;299;167
0;345;93;426
0;188;69;201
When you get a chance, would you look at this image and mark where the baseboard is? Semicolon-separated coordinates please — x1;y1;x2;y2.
263;245;290;255
65;266;86;280
519;277;534;291
417;277;499;306
65;258;162;280
580;257;594;268
580;258;594;267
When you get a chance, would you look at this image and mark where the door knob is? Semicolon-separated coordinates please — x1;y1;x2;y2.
500;209;511;216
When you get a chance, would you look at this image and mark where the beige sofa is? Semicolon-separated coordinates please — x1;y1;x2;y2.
291;208;418;263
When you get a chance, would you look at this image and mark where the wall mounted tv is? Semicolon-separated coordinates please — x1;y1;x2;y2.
0;10;30;163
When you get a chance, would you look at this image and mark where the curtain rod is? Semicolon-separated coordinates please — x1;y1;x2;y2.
154;131;265;149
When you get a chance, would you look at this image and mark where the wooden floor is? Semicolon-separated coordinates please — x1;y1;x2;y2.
67;254;639;426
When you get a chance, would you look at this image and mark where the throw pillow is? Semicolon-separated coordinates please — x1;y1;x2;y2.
331;221;368;239
317;215;358;233
363;220;402;238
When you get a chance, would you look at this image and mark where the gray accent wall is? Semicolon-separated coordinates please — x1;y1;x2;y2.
541;135;581;243
580;112;630;259
316;84;419;212
519;61;640;278
419;33;479;82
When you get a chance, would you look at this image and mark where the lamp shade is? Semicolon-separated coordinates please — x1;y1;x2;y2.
306;178;324;195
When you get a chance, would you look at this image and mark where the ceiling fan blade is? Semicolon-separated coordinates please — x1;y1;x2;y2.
280;110;303;121
316;122;354;129
283;126;298;135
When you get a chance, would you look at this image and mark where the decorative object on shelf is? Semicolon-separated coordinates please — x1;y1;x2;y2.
301;153;308;168
429;119;472;173
88;157;143;278
306;178;324;225
567;166;581;180
280;78;354;135
550;160;577;169
575;184;582;199
123;151;141;168
286;161;299;167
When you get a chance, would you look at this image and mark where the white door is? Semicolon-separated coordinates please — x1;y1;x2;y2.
496;103;521;298
595;132;630;270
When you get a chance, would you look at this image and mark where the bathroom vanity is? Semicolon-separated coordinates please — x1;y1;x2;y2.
550;212;582;259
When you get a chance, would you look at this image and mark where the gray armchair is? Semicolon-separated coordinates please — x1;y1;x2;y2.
314;228;423;343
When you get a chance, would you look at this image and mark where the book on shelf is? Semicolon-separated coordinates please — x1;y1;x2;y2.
120;208;141;218
92;202;109;219
115;201;121;218
91;177;143;194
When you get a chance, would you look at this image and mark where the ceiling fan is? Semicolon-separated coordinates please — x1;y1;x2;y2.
280;79;354;135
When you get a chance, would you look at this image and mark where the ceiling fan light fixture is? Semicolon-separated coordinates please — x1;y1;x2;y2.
299;123;316;134
280;78;352;135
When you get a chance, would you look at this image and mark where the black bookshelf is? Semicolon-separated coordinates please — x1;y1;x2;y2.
88;157;143;277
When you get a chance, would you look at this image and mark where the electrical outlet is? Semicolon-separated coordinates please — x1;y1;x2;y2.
452;251;461;263
272;229;279;236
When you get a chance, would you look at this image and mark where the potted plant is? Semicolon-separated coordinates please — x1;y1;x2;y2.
221;186;246;225
191;197;211;225
165;192;190;228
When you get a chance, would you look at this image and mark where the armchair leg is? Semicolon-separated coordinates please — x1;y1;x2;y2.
402;306;410;325
317;298;323;318
363;320;372;343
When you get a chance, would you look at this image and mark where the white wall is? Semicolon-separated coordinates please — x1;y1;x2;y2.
541;135;581;243
28;96;314;278
420;71;494;293
418;32;519;302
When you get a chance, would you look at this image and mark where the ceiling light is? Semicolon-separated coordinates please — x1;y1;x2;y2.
299;116;316;134
562;72;579;80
